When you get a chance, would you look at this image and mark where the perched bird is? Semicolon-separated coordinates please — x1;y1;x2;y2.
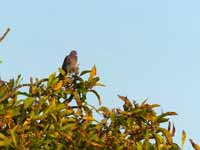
61;50;78;74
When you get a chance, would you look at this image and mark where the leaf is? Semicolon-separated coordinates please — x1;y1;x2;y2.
10;125;18;146
0;131;13;146
8;78;14;89
136;142;143;150
24;97;34;109
0;83;9;99
87;77;100;89
89;65;96;80
190;139;200;150
141;98;148;106
118;95;131;105
51;78;59;88
181;130;186;149
15;74;22;86
159;128;173;145
87;141;102;147
58;67;66;76
149;104;160;108
165;112;178;116
30;85;38;95
98;106;110;114
168;122;171;131
0;133;8;141
89;90;102;105
172;123;176;137
118;95;132;111
143;131;150;150
95;82;105;87
47;72;56;87
54;80;63;90
154;134;164;147
157;112;177;123
145;113;155;121
80;70;91;76
23;118;32;126
83;115;93;122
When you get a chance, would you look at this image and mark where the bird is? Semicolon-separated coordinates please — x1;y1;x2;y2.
61;50;78;75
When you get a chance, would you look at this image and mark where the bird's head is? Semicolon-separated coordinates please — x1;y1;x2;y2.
69;50;77;57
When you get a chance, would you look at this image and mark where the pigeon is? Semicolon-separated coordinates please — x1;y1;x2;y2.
61;50;78;74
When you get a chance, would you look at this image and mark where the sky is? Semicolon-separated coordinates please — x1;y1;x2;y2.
1;0;200;148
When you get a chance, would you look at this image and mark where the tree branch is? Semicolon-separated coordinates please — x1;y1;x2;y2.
0;28;10;43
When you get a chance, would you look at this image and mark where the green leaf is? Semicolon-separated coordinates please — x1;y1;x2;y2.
0;133;8;141
136;142;143;150
15;74;22;86
10;126;18;146
89;90;102;105
47;72;56;87
58;67;66;76
95;82;105;87
8;78;14;89
24;97;34;109
87;77;100;88
98;106;110;115
80;70;91;76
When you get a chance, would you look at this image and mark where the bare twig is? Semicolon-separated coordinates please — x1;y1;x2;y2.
0;28;10;43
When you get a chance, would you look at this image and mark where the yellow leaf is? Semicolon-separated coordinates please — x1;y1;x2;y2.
95;82;105;87
23;118;32;126
83;115;93;121
159;128;173;144
10;125;18;146
89;65;96;80
54;80;63;90
0;133;8;140
181;130;186;149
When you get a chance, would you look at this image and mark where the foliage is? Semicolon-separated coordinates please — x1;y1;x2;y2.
0;66;199;149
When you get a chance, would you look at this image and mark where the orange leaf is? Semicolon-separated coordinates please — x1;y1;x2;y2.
89;65;96;80
54;80;63;90
145;113;155;121
87;141;102;147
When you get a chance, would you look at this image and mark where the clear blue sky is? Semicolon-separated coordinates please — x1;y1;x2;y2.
1;0;200;148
